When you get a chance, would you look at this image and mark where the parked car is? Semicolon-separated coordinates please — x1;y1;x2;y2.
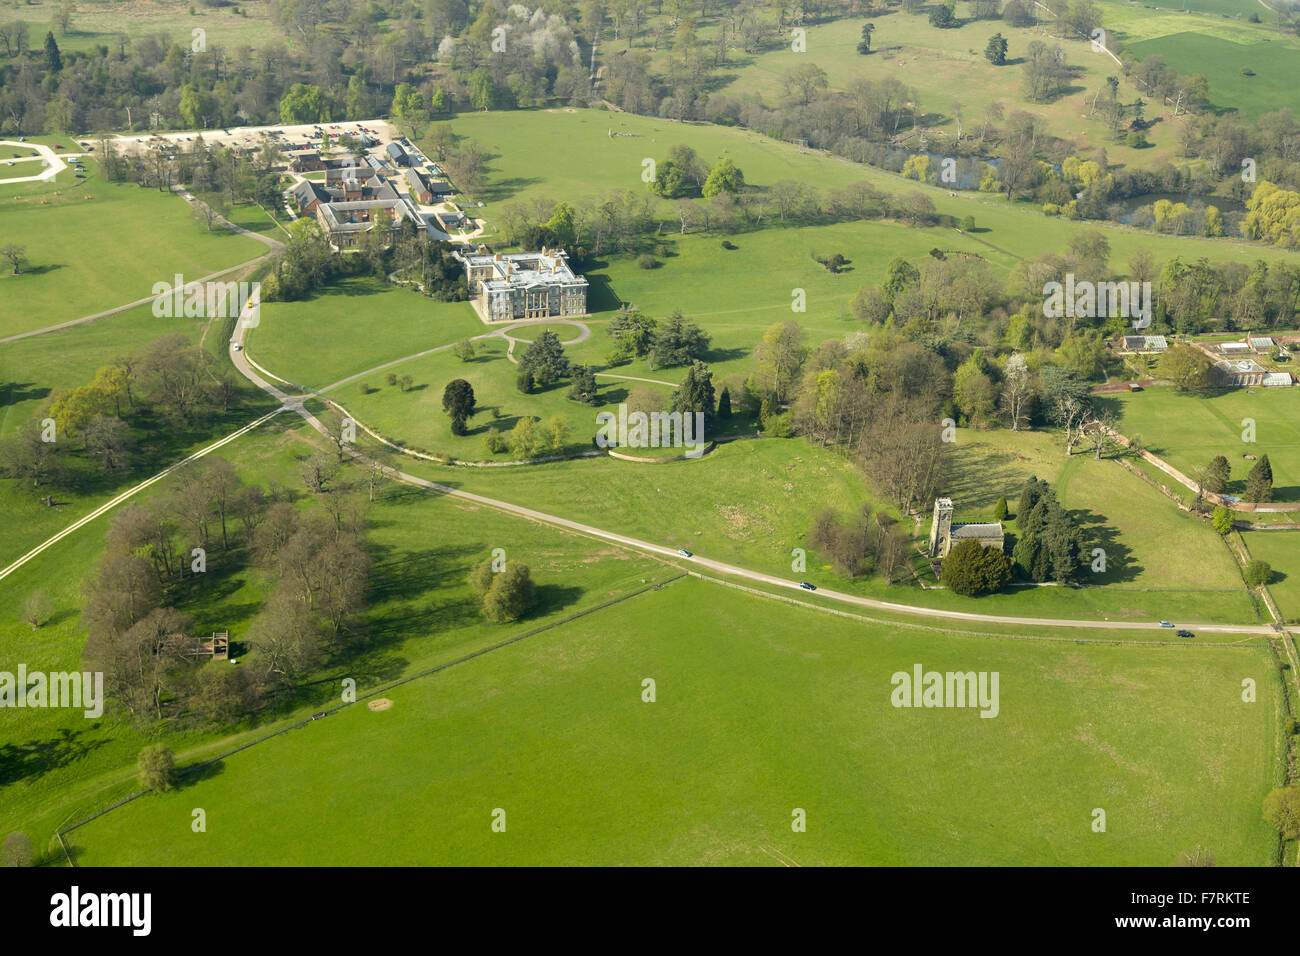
1177;629;1194;638
800;582;817;591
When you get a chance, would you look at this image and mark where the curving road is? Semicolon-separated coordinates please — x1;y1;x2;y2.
226;296;1276;637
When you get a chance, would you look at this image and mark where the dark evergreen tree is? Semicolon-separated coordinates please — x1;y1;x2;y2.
567;364;599;405
518;329;571;386
442;379;475;435
43;32;62;73
672;360;717;430
650;310;712;367
1245;454;1273;503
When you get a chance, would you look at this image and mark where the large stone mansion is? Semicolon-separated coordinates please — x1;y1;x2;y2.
459;247;589;321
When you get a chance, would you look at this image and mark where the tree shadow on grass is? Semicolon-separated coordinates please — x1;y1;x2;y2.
178;757;227;788
531;583;584;617
1066;506;1139;584
0;727;110;787
478;176;543;204
0;383;51;408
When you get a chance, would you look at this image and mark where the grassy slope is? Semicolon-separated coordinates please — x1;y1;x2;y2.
64;577;1282;866
0;163;265;338
403;427;1261;624
444;108;1299;271
0;416;669;851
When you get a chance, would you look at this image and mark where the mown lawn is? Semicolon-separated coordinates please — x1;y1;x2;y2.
1111;387;1300;503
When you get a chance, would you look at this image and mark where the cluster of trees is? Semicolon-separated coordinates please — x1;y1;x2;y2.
80;456;260;726
78;450;372;728
1011;477;1089;584
467;557;537;623
484;414;572;458
0;334;242;493
808;506;910;583
245;482;372;683
1196;452;1276;509
723;320;949;510
607;305;711;368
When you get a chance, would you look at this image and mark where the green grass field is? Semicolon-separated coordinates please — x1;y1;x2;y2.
0;415;671;852
441;108;1300;273
395;427;1261;625
1239;530;1300;622
62;575;1282;866
1111;387;1300;502
17;0;281;55
244;277;487;390
0;174;266;338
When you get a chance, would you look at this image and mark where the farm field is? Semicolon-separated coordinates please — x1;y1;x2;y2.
14;0;281;54
1110;387;1300;502
63;576;1282;866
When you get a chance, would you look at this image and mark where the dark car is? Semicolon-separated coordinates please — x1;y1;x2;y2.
1177;629;1194;638
799;582;817;591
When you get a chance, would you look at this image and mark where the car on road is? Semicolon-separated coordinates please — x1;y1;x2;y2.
1159;620;1174;628
677;549;693;558
799;582;817;591
232;343;243;351
1177;629;1194;638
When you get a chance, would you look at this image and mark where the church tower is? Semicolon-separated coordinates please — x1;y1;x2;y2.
929;498;954;558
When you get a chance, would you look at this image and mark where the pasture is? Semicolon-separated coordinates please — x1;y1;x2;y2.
63;576;1282;866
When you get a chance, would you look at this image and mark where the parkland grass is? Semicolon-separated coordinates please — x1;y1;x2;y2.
64;576;1281;865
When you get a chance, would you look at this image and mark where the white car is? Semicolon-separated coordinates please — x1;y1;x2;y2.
232;343;243;352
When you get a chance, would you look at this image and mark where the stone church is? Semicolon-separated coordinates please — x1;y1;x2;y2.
928;498;1005;559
